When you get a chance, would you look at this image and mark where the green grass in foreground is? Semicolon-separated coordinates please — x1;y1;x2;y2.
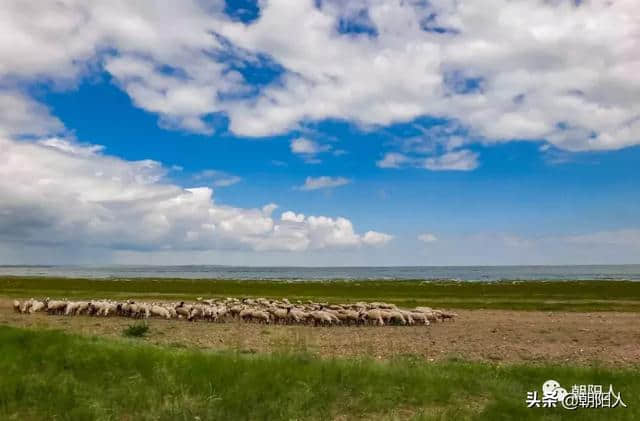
2;276;640;311
0;326;637;420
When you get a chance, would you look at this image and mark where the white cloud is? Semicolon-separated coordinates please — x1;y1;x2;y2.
423;149;478;171
1;1;639;151
290;137;332;163
40;137;104;157
0;90;64;138
363;230;393;246
0;135;389;253
290;137;326;154
217;0;640;151
377;152;409;169
377;149;478;171
418;233;438;243
299;176;351;191
378;122;479;170
193;169;241;187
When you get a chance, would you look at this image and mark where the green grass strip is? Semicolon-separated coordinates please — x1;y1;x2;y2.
0;326;638;420
2;276;640;311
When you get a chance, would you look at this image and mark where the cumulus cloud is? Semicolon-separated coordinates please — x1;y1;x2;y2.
0;90;64;138
377;149;478;171
299;176;351;191
193;169;242;187
418;233;438;243
217;0;640;151
0;0;637;152
0;135;389;253
377;152;409;169
290;137;326;154
290;137;332;163
423;149;478;171
363;230;393;246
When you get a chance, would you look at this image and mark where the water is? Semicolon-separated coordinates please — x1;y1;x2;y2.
0;265;639;281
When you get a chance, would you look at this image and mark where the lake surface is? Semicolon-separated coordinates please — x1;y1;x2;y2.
0;265;639;281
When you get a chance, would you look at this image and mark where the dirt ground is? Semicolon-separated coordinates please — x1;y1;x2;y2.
2;299;639;366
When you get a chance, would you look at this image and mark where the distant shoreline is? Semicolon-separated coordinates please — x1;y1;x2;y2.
1;264;639;282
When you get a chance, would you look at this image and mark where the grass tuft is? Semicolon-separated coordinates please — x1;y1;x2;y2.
122;321;149;338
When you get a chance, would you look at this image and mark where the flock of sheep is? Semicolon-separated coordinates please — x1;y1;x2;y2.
12;297;456;326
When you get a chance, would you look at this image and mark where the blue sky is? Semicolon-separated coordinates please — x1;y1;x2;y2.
0;0;639;265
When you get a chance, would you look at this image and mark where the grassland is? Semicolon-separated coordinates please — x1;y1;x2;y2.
2;276;640;311
0;325;637;420
2;277;639;419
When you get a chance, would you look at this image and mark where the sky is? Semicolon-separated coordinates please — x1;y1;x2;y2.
0;0;639;266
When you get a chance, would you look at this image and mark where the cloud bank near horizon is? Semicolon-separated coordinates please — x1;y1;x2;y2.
0;134;391;253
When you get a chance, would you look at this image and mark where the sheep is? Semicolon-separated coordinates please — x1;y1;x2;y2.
165;306;178;319
149;305;170;319
239;307;253;322
101;302;119;317
89;301;107;316
75;301;92;316
310;310;333;326
215;305;228;322
268;307;289;324
324;309;341;325
29;299;48;313
20;299;34;314
175;302;191;319
12;296;453;330
287;308;308;324
250;309;270;324
47;300;67;315
434;310;457;321
62;301;90;316
398;310;415;326
188;305;205;321
343;310;361;326
362;309;384;326
381;310;406;326
121;301;136;317
414;307;439;323
137;303;151;319
229;304;244;318
64;301;79;316
409;311;430;325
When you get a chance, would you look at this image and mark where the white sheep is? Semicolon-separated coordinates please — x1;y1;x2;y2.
20;299;34;314
47;300;67;315
13;296;451;330
268;307;289;324
363;309;384;326
310;310;333;326
409;311;430;325
150;305;171;319
251;309;270;324
29;298;48;313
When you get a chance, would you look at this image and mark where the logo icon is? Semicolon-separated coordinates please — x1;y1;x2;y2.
526;380;626;410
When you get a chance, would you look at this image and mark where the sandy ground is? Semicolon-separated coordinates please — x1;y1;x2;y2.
2;299;639;366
